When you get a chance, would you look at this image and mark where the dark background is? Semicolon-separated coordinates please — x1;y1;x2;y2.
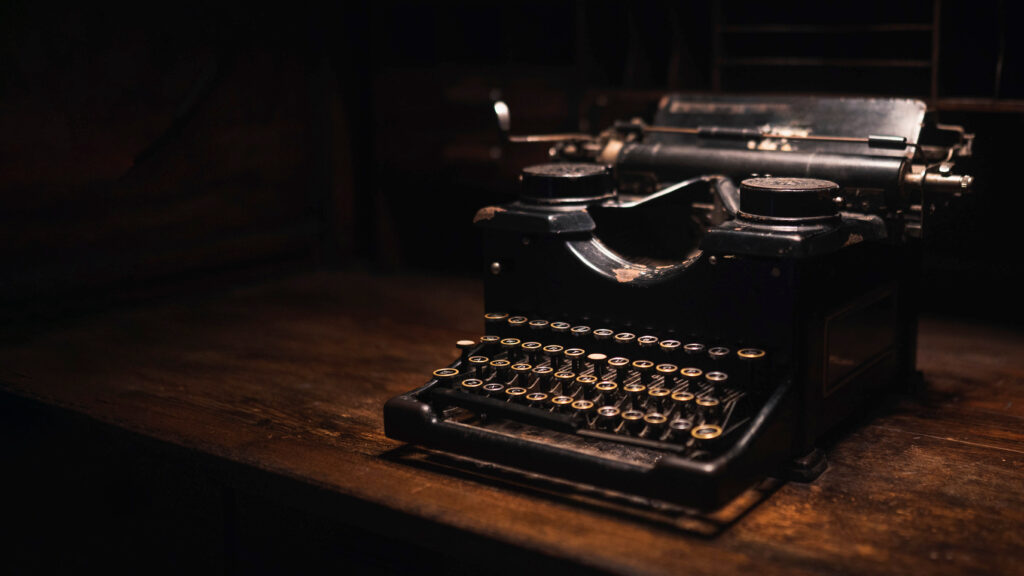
2;1;1022;326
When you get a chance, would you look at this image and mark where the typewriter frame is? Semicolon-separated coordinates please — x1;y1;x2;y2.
384;94;964;511
386;179;919;511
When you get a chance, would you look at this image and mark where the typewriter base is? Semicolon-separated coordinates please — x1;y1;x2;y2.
388;443;787;535
785;448;828;482
385;345;799;513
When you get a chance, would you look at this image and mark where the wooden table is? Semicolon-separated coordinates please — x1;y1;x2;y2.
2;270;1021;575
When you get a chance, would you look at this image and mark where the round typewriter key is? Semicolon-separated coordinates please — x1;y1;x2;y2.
467;355;489;378
575;374;598;395
500;338;522;361
643;413;668;439
551;395;575;412
531;365;554;391
571;399;595;419
480;335;501;354
705;371;729;389
505;386;528;402
432;368;459;387
683;342;706;355
482;382;505;397
655;363;679;387
660;339;681;354
684;343;706;367
692;424;723;444
542;344;564;369
614;332;636;346
528;319;550;330
593;328;614;341
484;312;509;323
460;378;484;392
638;335;659;348
489;359;511;382
564;347;586;373
586;353;607;375
571;325;592;339
621;409;646;434
696;396;720;408
511;363;533;386
708;347;730;370
484;313;508;336
507;316;528;328
737;348;767;392
550;321;571;334
632;359;655;385
708;346;731;371
521;341;543;365
456;339;476;362
692;424;722;439
696;396;721;422
679;367;703;385
623;382;646;410
671;390;695;416
596;405;620;429
507;317;528;339
594;381;618;402
526;392;549;407
647;387;671;412
669;418;694;441
607;356;631;381
554;371;577;395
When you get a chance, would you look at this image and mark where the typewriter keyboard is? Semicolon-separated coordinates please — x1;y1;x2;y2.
423;313;770;459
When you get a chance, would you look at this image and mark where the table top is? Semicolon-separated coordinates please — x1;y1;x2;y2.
1;270;1021;575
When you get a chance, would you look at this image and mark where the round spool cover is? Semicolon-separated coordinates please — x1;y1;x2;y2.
520;163;614;203
739;177;840;220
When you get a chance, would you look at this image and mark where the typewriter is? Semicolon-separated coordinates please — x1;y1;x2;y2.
384;95;973;511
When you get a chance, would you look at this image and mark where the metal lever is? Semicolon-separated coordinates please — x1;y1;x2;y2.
493;100;593;144
617;120;916;150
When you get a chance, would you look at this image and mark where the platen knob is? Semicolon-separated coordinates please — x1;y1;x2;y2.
739;177;841;221
520;163;615;204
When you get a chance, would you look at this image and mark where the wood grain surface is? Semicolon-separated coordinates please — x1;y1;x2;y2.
0;270;1021;575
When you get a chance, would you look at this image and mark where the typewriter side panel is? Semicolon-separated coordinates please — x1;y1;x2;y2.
795;242;920;448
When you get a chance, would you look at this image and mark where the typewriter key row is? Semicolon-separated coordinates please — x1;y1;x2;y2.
431;334;754;446
481;313;768;386
446;381;722;444
452;342;746;397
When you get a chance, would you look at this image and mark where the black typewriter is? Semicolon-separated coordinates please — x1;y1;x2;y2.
384;95;973;511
